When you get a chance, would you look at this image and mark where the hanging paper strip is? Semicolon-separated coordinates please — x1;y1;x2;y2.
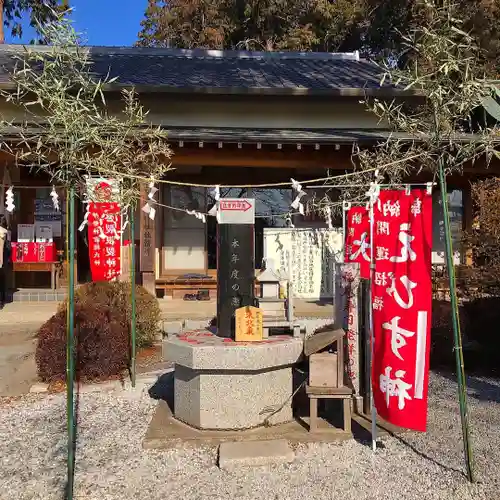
371;189;432;432
345;206;371;279
88;202;121;281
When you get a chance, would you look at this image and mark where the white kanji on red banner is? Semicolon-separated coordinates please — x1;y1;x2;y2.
345;206;370;279
88;202;121;282
371;189;432;432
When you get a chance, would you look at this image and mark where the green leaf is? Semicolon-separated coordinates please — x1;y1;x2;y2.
482;96;500;121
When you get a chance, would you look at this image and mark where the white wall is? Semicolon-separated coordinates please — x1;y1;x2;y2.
0;94;384;130
134;95;384;130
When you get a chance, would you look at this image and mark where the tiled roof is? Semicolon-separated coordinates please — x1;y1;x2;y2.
0;46;408;96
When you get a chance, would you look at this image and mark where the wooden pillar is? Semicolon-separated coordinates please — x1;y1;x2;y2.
139;186;156;296
463;183;473;266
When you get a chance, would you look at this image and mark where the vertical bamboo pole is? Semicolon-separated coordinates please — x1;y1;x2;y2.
342;201;347;262
368;198;377;451
66;185;76;499
438;163;474;482
130;203;136;388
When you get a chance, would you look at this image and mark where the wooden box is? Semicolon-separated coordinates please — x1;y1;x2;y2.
309;352;339;388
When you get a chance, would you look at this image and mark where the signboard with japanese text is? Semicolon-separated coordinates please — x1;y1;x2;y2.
371;189;432;432
263;228;343;299
88;202;121;281
235;306;263;342
35;199;62;237
35;222;53;243
217;198;255;225
12;242;56;263
217;223;255;338
345;206;370;279
334;263;361;395
17;224;35;243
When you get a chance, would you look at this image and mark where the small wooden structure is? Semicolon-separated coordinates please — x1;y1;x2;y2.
304;328;352;433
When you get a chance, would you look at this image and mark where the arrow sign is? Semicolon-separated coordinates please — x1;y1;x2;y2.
220;200;253;212
217;198;255;225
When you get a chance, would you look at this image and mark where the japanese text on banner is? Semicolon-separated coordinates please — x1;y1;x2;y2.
371;190;432;432
88;202;121;282
345;206;371;279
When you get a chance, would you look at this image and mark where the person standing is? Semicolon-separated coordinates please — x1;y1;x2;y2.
0;215;11;308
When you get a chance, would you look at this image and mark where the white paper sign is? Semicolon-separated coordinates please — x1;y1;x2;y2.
263;228;343;299
17;224;35;243
35;222;53;242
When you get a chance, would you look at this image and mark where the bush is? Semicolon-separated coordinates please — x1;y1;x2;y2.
36;302;130;382
69;281;160;348
35;281;161;382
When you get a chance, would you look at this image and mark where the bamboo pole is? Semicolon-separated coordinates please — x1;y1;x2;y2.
438;162;474;482
130;203;136;388
368;198;377;451
66;185;76;499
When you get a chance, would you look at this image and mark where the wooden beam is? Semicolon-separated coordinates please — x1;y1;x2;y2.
463;182;473;266
171;147;352;169
139;184;156;295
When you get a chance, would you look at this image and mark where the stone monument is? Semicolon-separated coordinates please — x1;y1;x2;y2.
216;198;255;338
162;198;304;431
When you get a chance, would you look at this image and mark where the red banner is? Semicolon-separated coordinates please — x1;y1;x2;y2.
12;242;56;263
88;202;121;281
345;206;371;279
371;189;432;431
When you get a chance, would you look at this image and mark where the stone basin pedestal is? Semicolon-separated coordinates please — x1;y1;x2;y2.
163;331;304;430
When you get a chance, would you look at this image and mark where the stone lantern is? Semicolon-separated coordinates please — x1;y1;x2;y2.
256;260;299;338
257;266;281;299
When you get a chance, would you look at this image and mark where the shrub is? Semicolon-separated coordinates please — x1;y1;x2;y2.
36;302;129;382
36;282;161;382
66;281;160;348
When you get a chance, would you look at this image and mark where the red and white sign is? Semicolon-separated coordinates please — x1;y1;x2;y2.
217;198;255;225
12;242;56;263
345;206;371;279
219;200;253;212
88;202;121;281
371;189;432;431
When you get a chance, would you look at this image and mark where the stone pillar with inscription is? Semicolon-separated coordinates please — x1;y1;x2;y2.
216;199;255;338
140;187;155;295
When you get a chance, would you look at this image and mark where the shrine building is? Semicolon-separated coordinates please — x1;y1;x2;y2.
0;46;493;300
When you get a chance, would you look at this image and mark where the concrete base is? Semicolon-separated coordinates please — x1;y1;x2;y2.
175;364;295;429
218;439;295;470
164;331;304;430
142;400;394;450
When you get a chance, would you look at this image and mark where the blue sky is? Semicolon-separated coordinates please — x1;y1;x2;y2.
6;0;149;46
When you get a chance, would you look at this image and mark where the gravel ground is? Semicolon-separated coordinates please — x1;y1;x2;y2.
0;372;498;500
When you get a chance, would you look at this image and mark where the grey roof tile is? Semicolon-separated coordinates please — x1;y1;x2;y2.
0;46;396;94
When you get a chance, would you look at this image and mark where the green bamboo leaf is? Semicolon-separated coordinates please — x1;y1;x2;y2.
482;96;500;121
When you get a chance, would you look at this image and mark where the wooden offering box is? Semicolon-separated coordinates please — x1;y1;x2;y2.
305;328;345;388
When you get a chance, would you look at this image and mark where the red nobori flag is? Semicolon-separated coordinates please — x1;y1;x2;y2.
345;206;371;279
371;189;432;432
88;202;121;282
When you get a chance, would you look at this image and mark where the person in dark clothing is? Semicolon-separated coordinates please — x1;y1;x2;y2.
0;215;11;308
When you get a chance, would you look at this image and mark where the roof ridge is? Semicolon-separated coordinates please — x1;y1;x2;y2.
0;44;362;61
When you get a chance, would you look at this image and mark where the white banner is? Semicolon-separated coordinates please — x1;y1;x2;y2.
263;228;343;299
